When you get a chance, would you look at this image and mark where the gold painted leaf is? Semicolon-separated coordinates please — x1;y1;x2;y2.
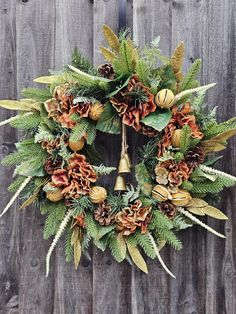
102;24;120;53
34;75;60;84
127;242;148;274
203;206;228;220
212;128;236;141
71;227;82;269
201;140;226;153
117;233;127;260
100;47;116;63
0;100;33;111
186;198;208;208
188;207;205;216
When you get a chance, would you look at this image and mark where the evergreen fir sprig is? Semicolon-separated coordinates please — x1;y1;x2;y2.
9;112;41;130
21;87;52;102
70;196;94;216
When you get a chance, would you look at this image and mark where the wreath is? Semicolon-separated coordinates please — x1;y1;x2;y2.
1;25;236;277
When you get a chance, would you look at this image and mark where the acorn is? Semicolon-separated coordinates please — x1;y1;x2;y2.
152;185;172;202
68;137;85;152
89;103;104;121
155;89;175;109
171;129;182;148
46;189;64;202
89;186;107;204
171;189;192;206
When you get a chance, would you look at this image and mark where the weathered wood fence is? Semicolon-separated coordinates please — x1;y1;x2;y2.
0;0;236;313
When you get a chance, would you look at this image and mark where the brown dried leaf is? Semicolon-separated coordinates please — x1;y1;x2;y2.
203;206;228;220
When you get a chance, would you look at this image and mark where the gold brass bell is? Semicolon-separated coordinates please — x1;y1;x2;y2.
124;153;132;169
118;155;131;174
114;175;127;191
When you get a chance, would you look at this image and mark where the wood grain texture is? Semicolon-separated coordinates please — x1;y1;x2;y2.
0;0;235;313
15;1;55;313
92;2;132;314
53;1;94;313
0;2;19;314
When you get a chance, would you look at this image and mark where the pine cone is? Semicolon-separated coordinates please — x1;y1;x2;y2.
185;146;205;168
158;202;177;219
98;63;115;79
44;157;62;174
94;203;115;226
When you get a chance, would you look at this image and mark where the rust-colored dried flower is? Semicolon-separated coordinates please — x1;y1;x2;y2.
115;200;152;235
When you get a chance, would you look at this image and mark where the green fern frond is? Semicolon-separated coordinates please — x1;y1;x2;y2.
150;210;173;230
203;118;236;139
113;40;136;76
134;231;156;259
157;228;182;250
86;122;97;145
181;59;201;91
34;125;55;143
92;164;116;176
43;202;67;239
46;209;73;277
69;119;89;142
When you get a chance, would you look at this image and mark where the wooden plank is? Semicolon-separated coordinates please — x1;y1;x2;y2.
92;1;132;314
0;2;19;314
15;1;56;313
198;1;236;313
131;1;174;313
53;1;94;313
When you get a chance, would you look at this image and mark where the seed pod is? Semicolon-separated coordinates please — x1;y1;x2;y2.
46;189;64;202
152;185;172;202
89;186;107;204
171;129;182;148
68;137;85;152
155;89;175;109
89;103;104;121
171;189;192;206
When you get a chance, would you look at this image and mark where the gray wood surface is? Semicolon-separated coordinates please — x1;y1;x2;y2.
0;0;236;313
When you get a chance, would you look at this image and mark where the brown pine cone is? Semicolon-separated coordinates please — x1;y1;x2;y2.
185;146;205;168
140;123;159;137
44;158;62;174
94;203;115;226
158;201;177;219
98;63;115;79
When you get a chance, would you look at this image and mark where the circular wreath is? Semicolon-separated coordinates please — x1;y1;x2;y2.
1;25;236;277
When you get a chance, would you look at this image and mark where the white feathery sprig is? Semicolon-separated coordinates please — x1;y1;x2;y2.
199;165;236;182
147;232;176;279
46;209;73;277
174;83;216;102
0;176;32;218
178;207;225;238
